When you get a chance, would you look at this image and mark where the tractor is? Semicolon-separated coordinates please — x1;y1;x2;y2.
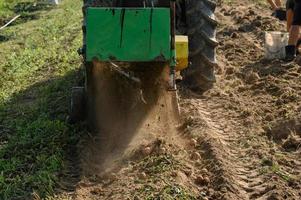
70;0;217;131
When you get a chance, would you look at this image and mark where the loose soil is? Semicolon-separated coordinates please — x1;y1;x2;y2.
61;0;301;199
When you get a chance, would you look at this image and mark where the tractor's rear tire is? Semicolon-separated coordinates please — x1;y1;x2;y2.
181;0;218;92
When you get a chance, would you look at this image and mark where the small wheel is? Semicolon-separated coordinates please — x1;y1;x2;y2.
69;87;86;124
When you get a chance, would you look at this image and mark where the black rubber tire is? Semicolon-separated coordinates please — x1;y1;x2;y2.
181;0;218;92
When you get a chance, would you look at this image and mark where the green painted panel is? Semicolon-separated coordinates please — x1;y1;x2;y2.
86;8;171;62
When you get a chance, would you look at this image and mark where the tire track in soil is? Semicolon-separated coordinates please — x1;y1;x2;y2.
180;92;301;200
178;0;301;199
181;97;257;199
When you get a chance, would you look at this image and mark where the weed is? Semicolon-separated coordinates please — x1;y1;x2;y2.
138;154;180;175
260;162;295;183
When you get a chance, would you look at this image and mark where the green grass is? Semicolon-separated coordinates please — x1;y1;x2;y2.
133;154;199;199
0;0;83;199
260;160;296;183
0;0;34;18
0;0;14;18
138;154;180;175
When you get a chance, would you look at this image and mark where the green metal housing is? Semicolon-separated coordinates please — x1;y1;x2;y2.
86;8;171;62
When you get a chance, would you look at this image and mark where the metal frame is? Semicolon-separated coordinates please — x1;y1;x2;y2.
84;0;177;89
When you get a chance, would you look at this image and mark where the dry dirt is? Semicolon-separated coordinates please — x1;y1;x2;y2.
60;0;301;199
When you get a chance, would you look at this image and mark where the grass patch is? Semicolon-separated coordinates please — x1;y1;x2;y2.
134;154;197;199
260;161;295;183
0;0;15;18
0;0;55;28
0;0;35;19
138;154;180;175
0;0;83;199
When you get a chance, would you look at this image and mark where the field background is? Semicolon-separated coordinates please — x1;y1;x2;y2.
1;0;301;200
0;0;83;199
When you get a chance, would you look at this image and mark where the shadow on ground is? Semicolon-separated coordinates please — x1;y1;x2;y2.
0;69;85;199
0;35;9;42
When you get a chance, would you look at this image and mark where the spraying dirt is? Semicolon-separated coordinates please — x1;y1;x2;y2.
58;0;301;199
80;62;182;177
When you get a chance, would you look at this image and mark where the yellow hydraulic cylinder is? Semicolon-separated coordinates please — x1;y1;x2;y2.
175;35;189;71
